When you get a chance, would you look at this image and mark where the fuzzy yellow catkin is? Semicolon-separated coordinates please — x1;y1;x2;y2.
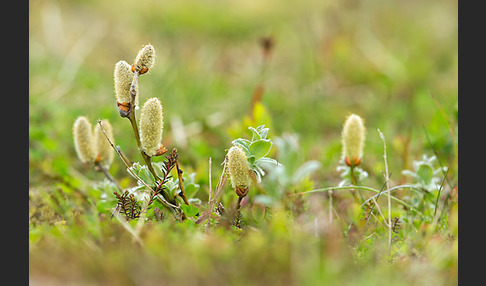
132;44;155;74
342;114;366;166
139;97;163;156
114;60;134;104
114;61;139;112
73;116;95;164
93;119;115;168
227;146;251;197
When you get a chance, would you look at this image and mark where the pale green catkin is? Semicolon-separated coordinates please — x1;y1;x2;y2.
139;97;163;156
227;146;251;195
133;44;155;74
73;116;95;164
94;119;115;168
114;60;138;107
342;113;366;166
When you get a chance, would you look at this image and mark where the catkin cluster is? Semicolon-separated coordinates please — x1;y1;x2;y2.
73;116;115;168
112;44;164;157
341;113;366;167
113;44;155;111
227;146;251;198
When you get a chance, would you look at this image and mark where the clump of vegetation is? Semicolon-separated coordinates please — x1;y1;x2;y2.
71;45;279;230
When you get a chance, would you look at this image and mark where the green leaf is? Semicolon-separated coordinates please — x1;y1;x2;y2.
417;164;434;185
188;198;202;205
248;125;270;141
180;204;200;218
256;125;269;139
184;183;200;199
248;127;262;141
253;170;262;183
247;155;256;166
232;138;251;153
254;165;265;177
152;162;167;178
255;157;280;167
249;139;272;160
128;163;155;186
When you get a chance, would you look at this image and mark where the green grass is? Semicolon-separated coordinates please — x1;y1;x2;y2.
29;0;458;284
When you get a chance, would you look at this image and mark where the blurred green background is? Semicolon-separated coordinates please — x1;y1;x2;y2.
29;0;457;284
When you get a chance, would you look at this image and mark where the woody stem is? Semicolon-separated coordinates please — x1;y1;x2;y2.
176;162;190;205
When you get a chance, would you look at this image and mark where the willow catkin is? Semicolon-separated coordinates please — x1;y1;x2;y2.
132;44;155;74
342;113;366;166
73;116;95;164
227;146;251;197
93;119;115;168
114;60;138;108
139;97;163;157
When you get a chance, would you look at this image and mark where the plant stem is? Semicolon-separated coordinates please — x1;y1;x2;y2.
176;162;190;205
349;165;364;203
205;158;213;233
378;129;392;255
292;184;423;216
350;165;357;185
151;152;179;207
126;72;160;182
201;159;228;228
236;196;243;211
94;161;122;193
328;190;333;224
365;179;389;226
234;195;244;228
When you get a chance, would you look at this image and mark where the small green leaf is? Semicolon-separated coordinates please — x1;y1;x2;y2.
180;204;200;218
417;164;434;185
247;155;256;166
254;171;262;183
255;157;280;167
184;183;200;199
188;198;202;205
256;125;269;139
152;162;167;178
129;163;155;186
248;125;270;141
248;127;262;141
249;139;272;160
254;165;265;177
232;138;251;153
